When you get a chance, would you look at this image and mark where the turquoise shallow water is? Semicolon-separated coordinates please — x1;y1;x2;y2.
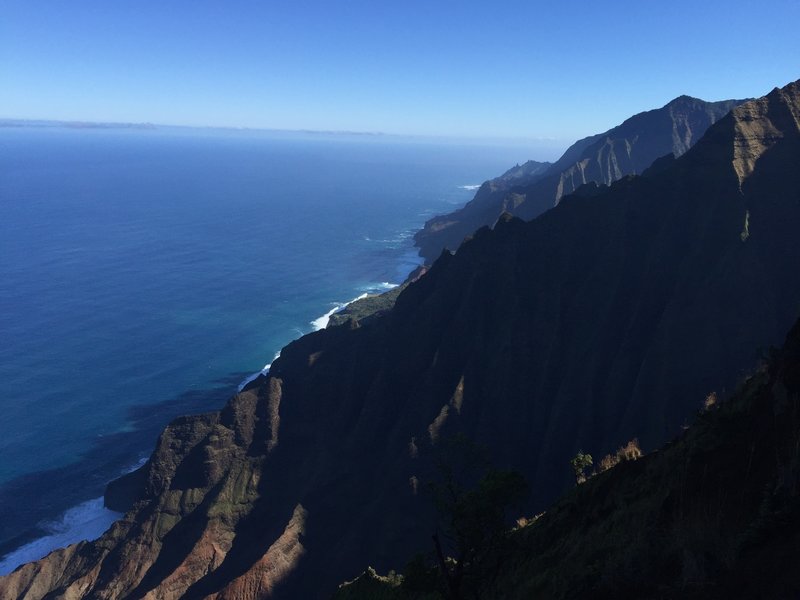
0;126;533;571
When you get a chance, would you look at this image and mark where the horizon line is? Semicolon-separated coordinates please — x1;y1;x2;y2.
0;117;567;145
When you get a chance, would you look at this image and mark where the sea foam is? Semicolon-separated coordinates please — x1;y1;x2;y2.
310;281;402;331
0;457;146;576
0;498;120;576
237;352;281;391
310;293;369;331
362;281;398;292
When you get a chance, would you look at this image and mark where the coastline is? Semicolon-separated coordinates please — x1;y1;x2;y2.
0;127;501;576
0;248;417;576
0;457;146;576
237;280;403;393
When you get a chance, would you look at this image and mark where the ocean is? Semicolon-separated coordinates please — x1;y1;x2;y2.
0;126;544;574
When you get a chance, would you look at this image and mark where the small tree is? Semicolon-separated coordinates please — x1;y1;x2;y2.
570;451;593;484
428;435;527;600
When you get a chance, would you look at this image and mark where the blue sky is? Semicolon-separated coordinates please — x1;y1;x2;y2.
2;0;799;142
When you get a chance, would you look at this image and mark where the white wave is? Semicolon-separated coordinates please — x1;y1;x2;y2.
123;456;148;474
0;452;150;576
237;351;281;391
359;281;399;293
363;229;413;246
0;454;152;576
0;497;121;576
458;184;481;190
364;235;392;243
310;293;371;331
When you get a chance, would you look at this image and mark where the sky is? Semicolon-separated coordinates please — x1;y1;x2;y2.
2;0;799;144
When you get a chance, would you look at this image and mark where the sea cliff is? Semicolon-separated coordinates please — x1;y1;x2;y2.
2;80;799;599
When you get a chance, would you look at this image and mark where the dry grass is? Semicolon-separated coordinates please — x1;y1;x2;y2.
597;438;642;473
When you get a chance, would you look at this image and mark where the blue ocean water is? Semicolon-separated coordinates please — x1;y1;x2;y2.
0;126;537;573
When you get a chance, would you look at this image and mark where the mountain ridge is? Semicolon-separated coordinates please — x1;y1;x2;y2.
1;80;798;599
414;94;746;263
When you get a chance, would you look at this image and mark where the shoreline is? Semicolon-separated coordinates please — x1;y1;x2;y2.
0;124;498;579
0;274;413;576
0;457;146;576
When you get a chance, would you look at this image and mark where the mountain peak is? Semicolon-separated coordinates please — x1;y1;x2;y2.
664;93;704;106
720;79;800;185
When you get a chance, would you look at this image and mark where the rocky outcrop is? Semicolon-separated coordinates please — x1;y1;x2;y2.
327;266;429;328
2;81;798;599
414;95;745;263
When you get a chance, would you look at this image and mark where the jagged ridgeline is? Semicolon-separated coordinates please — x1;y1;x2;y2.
2;80;799;599
414;94;746;264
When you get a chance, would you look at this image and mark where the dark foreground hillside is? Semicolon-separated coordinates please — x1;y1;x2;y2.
337;316;800;599
1;81;798;599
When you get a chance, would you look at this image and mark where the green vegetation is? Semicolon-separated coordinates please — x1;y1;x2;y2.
327;284;407;327
569;451;593;484
426;435;527;600
430;469;527;600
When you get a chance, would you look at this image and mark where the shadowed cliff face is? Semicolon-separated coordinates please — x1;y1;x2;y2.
1;81;799;600
481;317;800;600
414;95;745;263
338;320;800;600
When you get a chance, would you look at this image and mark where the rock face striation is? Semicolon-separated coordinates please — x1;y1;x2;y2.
338;316;800;599
414;95;745;263
1;81;799;599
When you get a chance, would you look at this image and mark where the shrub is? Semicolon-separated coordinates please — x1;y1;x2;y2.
598;439;642;473
598;453;619;473
616;438;642;461
570;451;593;484
703;392;718;412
